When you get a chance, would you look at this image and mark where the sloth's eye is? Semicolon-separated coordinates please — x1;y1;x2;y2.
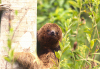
47;30;50;32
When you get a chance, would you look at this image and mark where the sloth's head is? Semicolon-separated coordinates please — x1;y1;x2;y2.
38;23;62;48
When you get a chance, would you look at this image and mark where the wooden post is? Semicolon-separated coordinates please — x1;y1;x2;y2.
0;0;37;69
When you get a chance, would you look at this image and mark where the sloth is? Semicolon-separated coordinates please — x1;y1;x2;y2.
14;23;62;69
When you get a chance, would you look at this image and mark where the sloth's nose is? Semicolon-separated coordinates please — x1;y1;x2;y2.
51;31;55;36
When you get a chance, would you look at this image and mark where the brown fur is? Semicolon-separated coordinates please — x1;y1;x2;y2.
14;52;42;69
14;23;62;69
37;23;62;68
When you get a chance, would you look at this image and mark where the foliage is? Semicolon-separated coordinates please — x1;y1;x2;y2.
3;28;14;69
3;10;18;69
37;0;100;69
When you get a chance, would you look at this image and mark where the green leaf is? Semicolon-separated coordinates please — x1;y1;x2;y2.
55;7;59;14
90;39;94;49
67;29;71;34
90;7;93;12
58;0;64;7
7;38;11;49
62;42;70;53
86;33;91;42
15;10;18;15
77;0;81;7
37;16;47;24
89;15;93;19
86;58;100;64
97;39;100;43
81;58;100;64
50;0;55;5
65;26;68;31
43;3;50;9
9;28;13;35
8;49;14;60
55;51;61;59
10;28;13;32
92;53;100;55
4;57;11;62
68;1;79;8
59;41;63;51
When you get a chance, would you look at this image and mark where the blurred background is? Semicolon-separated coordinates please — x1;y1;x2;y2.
37;0;100;69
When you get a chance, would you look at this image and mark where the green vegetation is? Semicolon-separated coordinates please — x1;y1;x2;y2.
3;28;14;69
37;0;100;69
3;10;18;69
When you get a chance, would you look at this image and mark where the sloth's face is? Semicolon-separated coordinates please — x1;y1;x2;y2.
38;23;62;48
43;23;62;44
44;23;62;41
46;27;59;38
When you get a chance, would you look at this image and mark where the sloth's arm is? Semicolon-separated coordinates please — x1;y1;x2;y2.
14;52;39;69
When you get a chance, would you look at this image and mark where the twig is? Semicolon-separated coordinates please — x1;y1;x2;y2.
11;8;29;40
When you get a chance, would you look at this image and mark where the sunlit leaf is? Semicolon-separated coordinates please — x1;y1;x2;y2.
97;39;100;43
90;39;94;49
55;7;59;14
8;49;14;60
68;1;79;8
67;29;71;34
4;57;11;62
86;33;91;42
58;0;64;7
92;53;100;55
9;28;13;35
63;42;70;53
65;26;68;32
15;10;18;15
77;0;81;7
55;51;61;59
59;41;63;51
